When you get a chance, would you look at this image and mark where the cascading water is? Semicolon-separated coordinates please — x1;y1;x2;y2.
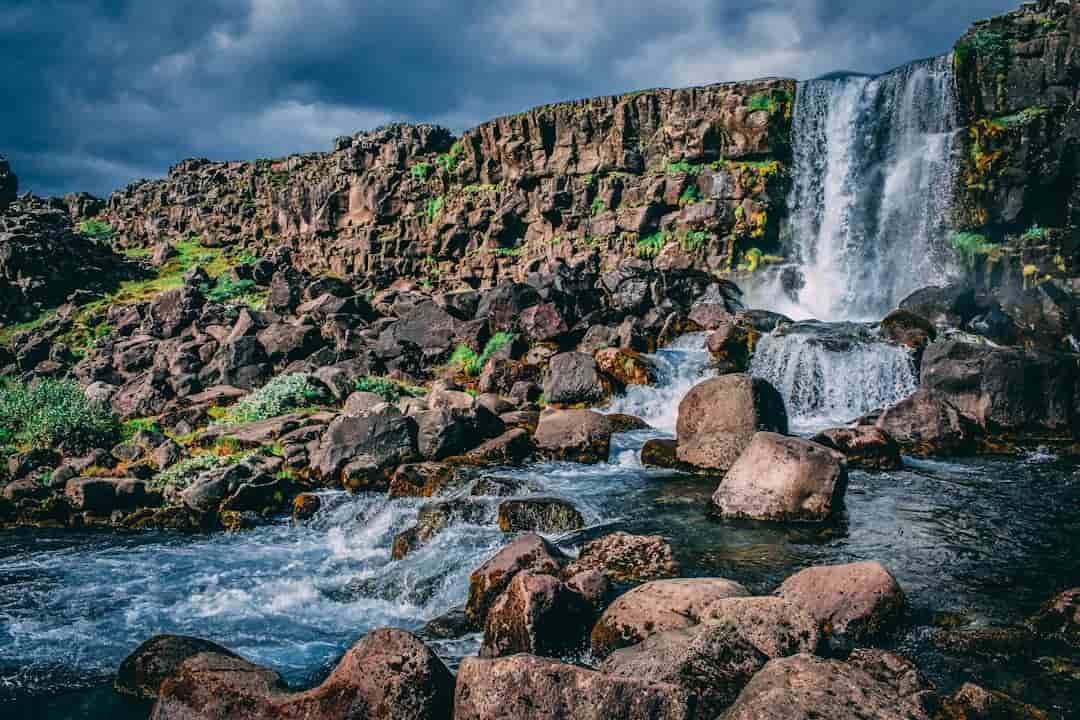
751;55;960;322
749;323;918;434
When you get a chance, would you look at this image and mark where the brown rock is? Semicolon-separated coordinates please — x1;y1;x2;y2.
563;532;680;584
699;596;821;658
940;683;1050;720
465;534;567;629
534;410;614;463
1027;587;1080;647
116;635;242;700
879;309;936;351
810;426;902;470
480;571;593;658
875;389;978;457
497;497;584;533
291;493;321;521
594;347;657;387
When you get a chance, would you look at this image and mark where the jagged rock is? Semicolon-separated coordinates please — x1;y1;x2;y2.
533;409;614;463
291;493;321;521
1027;587;1080;647
388;463;461;498
774;561;906;647
940;683;1051;720
875;388;979;457
705;317;754;371
594;347;657;387
600;622;768;715
699;596;822;659
116;635;242;700
392;498;490;559
879;309;937;351
311;407;418;487
810;426;902;470
466;534;567;629
150;628;454;720
712;433;848;523
256;323;320;363
724;650;936;720
543;352;609;406
497;497;584;533
591;578;751;656
457;428;534;467
479;571;593;658
563;532;679;584
453;655;694;720
518;302;569;343
676;375;788;472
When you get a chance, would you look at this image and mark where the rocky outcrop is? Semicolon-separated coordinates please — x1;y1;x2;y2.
712;433;848;523
0;156;15;212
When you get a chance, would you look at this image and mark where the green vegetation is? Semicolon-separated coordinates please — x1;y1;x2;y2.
410;162;433;181
450;332;517;377
122;417;162;440
492;247;522;257
203;276;257;304
968;30;1009;74
354;376;426;403
219;374;323;426
436;142;465;174
748;93;777;113
949;231;999;267
0;379;118;453
77;218;115;241
152;452;250;492
680;230;708;253
426;196;445;223
636;231;667;259
666;161;702;176
994;106;1050;127
1022;223;1047;242
679;185;701;205
591;197;606;215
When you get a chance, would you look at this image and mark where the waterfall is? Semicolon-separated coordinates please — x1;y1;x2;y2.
753;56;960;322
750;323;918;434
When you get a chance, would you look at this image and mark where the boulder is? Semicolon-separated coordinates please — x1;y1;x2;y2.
699;596;821;659
640;438;689;471
292;493;321;521
479;571;593;658
453;655;694;720
150;628;453;720
920;341;1077;436
591;578;751;656
875;389;979;457
388;463;462;498
940;683;1051;720
676;375;787;472
543;352;609;407
256;323;320;363
533;410;614;463
563;532;680;584
497;497;584;533
594;348;657;387
600;622;768;714
457;428;534;467
879;309;936;351
518;302;569;343
705;317;754;371
724;650;936;720
712;433;848;523
1026;587;1080;647
466;534;567;629
774;561;905;647
311;407;418;487
116;634;241;699
392;499;491;559
809;426;902;470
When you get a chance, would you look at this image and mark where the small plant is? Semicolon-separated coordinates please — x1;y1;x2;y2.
204;276;257;304
0;379;119;454
411;162;433;181
77;218;115;241
680;230;708;253
948;231;999;267
451;332;516;377
679;185;701;205
591;197;606;215
747;93;777;113
122;417;162;440
354;376;426;403
666;161;702;176
436;142;464;173
995;106;1050;127
220;373;323;425
493;247;522;257
426;196;445;223
636;232;667;259
1022;223;1046;242
153;454;244;492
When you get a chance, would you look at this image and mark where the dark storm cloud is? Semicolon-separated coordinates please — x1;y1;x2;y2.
0;0;1021;197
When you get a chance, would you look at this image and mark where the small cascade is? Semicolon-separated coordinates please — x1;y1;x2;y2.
750;323;918;433
751;55;960;321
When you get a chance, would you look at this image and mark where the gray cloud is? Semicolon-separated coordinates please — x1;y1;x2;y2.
0;0;1020;197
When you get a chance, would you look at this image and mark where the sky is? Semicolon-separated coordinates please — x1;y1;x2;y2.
1;0;1022;198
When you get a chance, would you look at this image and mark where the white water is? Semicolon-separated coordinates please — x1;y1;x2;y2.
750;327;918;434
749;56;960;322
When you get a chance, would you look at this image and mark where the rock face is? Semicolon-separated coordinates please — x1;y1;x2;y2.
712;433;848;522
724;650;936;720
453;655;694;720
150;628;454;720
676;375;788;472
920;341;1078;437
591;577;751;656
774;561;906;647
101;82;795;290
0;156;15;211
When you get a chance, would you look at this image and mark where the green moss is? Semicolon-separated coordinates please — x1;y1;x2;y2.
426;196;445;223
994;106;1050;127
410;162;433;181
949;231;999;267
636;231;667;259
493;247;522;257
666;161;703;177
122;417;162;440
679;185;701;206
436;142;465;174
353;376;426;403
77;218;115;241
680;230;708;253
591;197;606;215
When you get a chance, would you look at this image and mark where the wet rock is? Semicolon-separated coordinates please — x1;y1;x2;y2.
311;406;418;486
565;569;611;610
705;317;755;371
388;462;462;498
687;303;734;331
606;413;650;432
151;628;453;720
713;433;848;523
518;302;569;343
940;683;1051;720
676;374;787;472
775;561;906;647
600;621;768;714
291;493;321;521
1027;587;1080;647
66;477;150;513
563;532;680;584
591;578;751;656
875;388;979;457
457;428;534;467
466;533;567;629
392;498;491;559
533;409;613;463
497;497;584;533
453;654;694;720
480;571;594;658
879;309;936;351
724;650;936;720
930;626;1040;659
810;426;902;470
420;607;472;640
699;596;822;658
640;438;690;470
543;352;609;407
594;347;657;387
116;634;242;699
